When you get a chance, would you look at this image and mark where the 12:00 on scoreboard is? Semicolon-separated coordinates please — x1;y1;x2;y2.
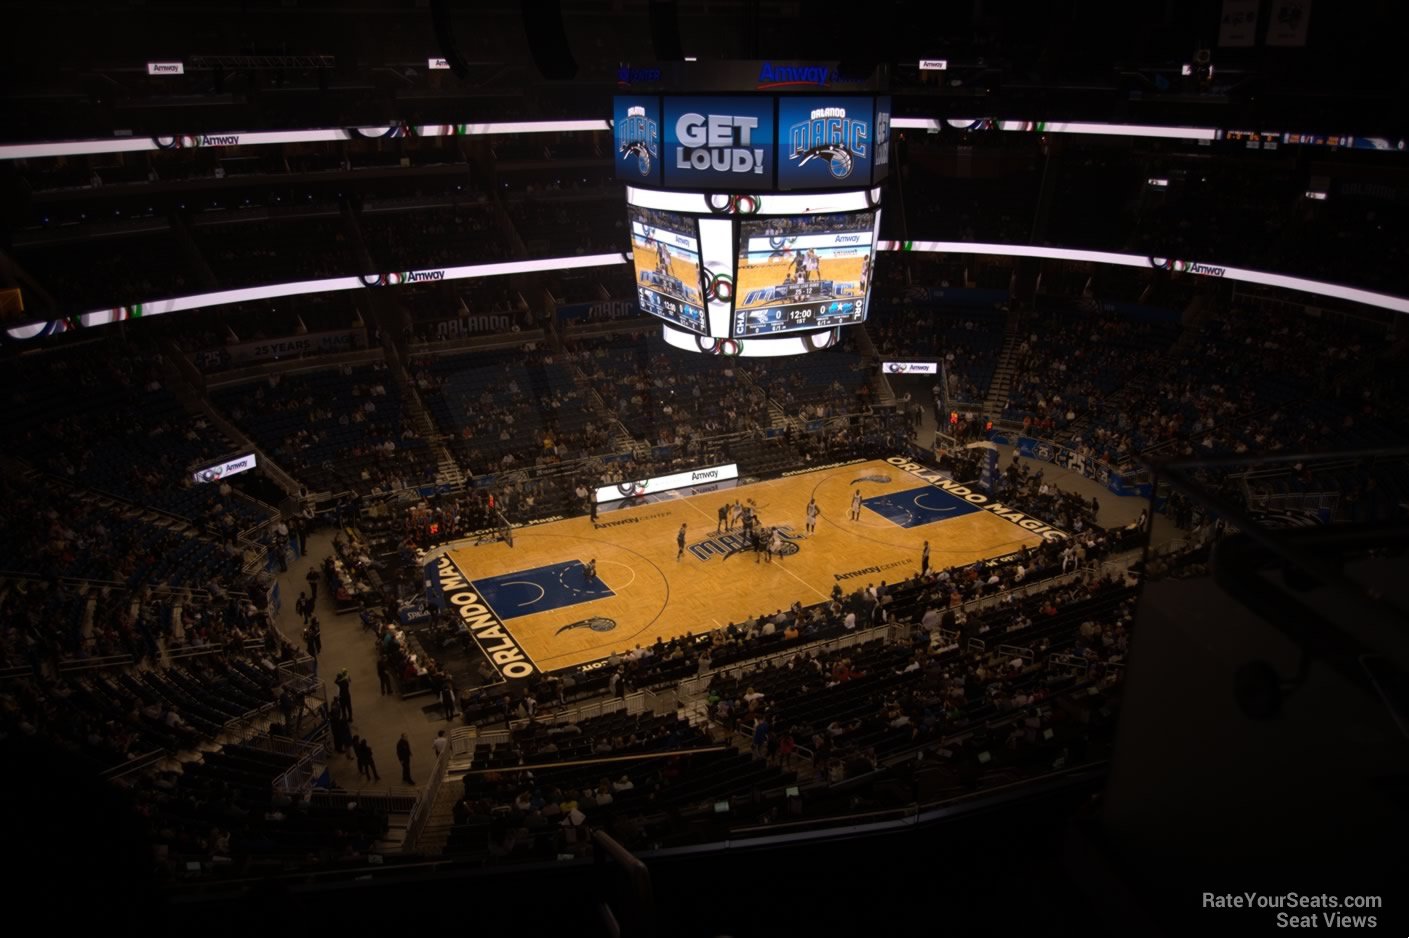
733;299;864;336
639;286;706;333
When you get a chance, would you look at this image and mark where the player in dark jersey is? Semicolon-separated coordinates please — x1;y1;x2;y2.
789;252;808;298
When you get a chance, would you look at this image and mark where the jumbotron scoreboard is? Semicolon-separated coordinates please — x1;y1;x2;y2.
615;69;889;356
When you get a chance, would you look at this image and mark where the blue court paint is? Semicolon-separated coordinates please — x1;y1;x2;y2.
471;560;615;620
861;485;985;528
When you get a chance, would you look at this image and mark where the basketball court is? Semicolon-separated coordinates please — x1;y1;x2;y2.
631;233;703;304
735;253;867;309
423;457;1063;680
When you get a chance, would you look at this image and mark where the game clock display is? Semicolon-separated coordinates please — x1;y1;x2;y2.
733;298;864;336
638;286;705;333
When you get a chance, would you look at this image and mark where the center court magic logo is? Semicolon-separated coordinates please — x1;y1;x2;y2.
688;524;804;562
788;107;869;179
618;105;659;177
555;616;618;636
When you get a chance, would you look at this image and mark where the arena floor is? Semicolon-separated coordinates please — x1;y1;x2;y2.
424;457;1060;679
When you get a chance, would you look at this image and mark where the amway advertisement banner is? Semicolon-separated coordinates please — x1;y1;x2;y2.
884;362;938;374
595;463;739;504
192;453;258;484
662;97;774;189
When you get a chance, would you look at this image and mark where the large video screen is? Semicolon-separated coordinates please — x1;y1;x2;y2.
731;210;877;337
629;206;707;334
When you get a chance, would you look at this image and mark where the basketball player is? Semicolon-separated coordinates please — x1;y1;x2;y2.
769;527;784;563
656;240;670;274
921;541;930;576
676;523;687;562
730;499;743;531
585;557;598;581
790;251;808;299
717;502;728;533
850;489;862;522
805;497;820;534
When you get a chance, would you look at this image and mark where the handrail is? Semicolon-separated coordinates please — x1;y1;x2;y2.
460;745;727;776
674;624;891;701
160;759;1108;894
487;688;655;736
404;736;454;852
100;748;166;781
273;740;328;794
202;347;386;392
592;831;656;938
723;760;1110;840
0;570;244;604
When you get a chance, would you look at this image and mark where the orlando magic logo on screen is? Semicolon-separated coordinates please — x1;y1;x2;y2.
789;107;868;179
619;105;659;177
768;233;798;259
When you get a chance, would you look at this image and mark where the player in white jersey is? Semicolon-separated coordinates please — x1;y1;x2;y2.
805;497;820;534
849;489;862;521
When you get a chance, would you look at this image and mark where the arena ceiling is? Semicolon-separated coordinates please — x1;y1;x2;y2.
0;0;1404;141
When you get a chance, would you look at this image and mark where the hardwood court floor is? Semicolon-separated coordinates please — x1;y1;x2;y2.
734;253;867;310
631;233;704;304
436;458;1049;675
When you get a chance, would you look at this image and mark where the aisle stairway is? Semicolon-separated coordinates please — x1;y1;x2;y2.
982;307;1024;418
